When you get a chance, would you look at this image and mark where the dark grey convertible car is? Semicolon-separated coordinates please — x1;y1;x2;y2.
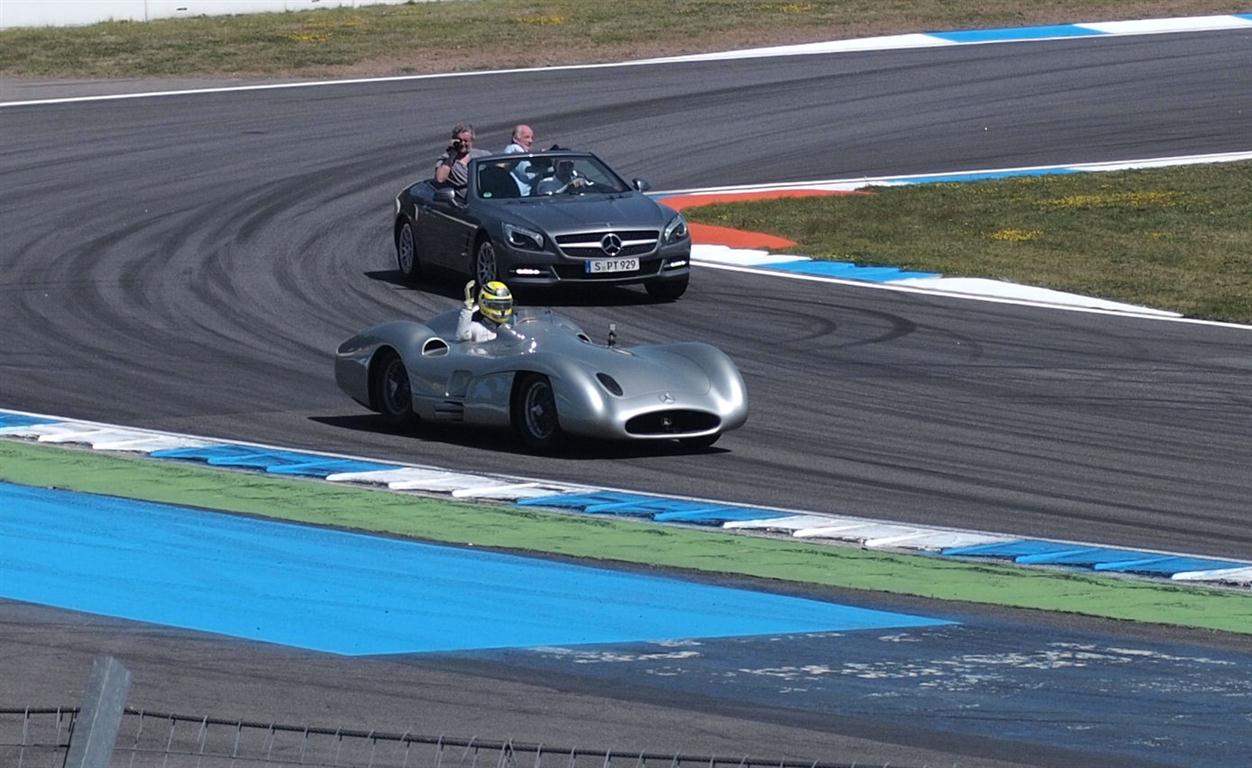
394;150;692;300
335;307;747;451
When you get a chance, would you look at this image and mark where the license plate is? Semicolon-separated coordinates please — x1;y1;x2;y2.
585;257;638;274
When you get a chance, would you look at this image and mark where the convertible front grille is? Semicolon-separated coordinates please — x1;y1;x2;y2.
555;229;659;259
626;410;720;436
552;257;662;280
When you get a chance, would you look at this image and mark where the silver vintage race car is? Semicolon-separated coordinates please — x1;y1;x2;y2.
394;150;692;300
335;307;747;451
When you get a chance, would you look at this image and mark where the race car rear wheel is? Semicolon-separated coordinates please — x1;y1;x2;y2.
372;350;415;427
474;238;499;286
645;275;689;301
396;220;420;282
513;373;565;451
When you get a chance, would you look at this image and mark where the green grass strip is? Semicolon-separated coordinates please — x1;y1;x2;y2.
3;438;1250;635
686;162;1252;324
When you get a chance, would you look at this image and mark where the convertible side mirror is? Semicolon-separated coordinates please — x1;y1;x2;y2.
632;178;651;192
433;187;460;206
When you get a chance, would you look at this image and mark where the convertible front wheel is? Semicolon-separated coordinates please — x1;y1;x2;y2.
396;220;421;282
372;350;415;427
474;238;499;286
513;373;565;452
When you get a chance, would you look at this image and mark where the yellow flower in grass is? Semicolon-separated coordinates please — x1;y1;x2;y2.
774;2;815;12
514;15;567;25
1043;191;1183;210
989;228;1042;242
288;31;330;43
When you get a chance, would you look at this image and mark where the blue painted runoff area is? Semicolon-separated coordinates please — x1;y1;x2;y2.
150;444;396;478
761;261;940;281
900;168;1081;185
930;25;1104;43
943;540;1244;577
0;482;951;656
0;413;58;429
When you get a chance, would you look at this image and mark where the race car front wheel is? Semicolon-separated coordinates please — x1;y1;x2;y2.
513;373;565;452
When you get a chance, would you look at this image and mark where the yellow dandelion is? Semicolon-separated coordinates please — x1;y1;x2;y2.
989;228;1042;242
513;15;567;26
1042;191;1182;209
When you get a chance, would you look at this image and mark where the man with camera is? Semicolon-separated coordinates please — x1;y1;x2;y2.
433;123;489;194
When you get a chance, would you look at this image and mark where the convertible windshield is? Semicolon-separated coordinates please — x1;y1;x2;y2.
476;154;630;199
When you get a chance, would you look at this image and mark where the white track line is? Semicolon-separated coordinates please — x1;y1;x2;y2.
3;15;1251;108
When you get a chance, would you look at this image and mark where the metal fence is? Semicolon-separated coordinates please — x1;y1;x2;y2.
1;708;896;768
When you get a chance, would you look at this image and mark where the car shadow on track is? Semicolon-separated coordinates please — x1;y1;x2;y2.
310;414;728;459
364;270;663;307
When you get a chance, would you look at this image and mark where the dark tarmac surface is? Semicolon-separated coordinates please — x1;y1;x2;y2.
3;30;1252;767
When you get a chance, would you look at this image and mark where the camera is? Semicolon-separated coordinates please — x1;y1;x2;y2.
450;138;465;153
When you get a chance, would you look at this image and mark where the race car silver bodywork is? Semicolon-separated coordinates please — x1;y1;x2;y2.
335;308;747;450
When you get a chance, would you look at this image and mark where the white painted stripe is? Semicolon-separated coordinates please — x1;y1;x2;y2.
89;435;212;452
0;422;99;440
889;276;1180;316
1077;15;1252;34
697;258;1252;330
861;531;1016;551
326;468;455;485
630;33;955;65
691;247;1179;316
453;482;563;499
661;151;1252;198
1171;567;1252;583
794;523;925;542
724;514;843;531
389;478;486;492
4;16;1251;108
690;245;807;267
327;466;573;495
37;427;125;444
326;467;506;493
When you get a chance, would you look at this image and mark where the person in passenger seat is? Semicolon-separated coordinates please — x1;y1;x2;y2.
434;123;489;196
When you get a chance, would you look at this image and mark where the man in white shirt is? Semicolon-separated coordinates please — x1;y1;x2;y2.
503;124;536;195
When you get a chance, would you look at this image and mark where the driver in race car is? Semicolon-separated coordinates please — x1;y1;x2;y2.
457;280;521;343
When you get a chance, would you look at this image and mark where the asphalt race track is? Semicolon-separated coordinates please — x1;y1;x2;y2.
2;29;1252;766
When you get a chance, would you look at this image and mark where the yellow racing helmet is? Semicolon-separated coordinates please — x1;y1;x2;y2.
478;281;513;325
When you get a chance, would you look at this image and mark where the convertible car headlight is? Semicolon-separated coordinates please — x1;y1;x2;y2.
504;223;545;251
663;214;689;244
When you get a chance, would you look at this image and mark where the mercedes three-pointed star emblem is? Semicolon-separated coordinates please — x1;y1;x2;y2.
600;233;623;256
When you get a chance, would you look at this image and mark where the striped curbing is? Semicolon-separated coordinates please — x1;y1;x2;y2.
660;150;1252;319
633;15;1252;65
3;408;1250;589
